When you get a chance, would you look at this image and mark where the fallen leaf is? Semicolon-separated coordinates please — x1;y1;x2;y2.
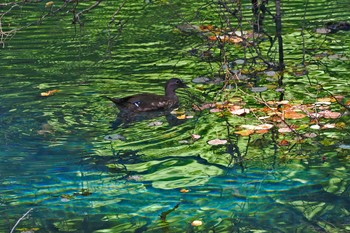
104;134;126;141
234;129;254;136
322;123;336;129
40;89;59;97
207;139;227;145
148;121;163;126
278;127;293;133
176;114;187;119
303;132;317;138
250;86;268;93
45;1;54;8
191;134;201;140
279;139;289;146
283;110;306;119
180;188;190;193
199;25;214;31
255;124;274;130
191;220;203;227
255;129;269;134
320;110;341;119
210;108;222;113
310;124;321;130
230;108;250;115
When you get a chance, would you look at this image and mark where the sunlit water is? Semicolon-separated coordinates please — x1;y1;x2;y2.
1;0;350;232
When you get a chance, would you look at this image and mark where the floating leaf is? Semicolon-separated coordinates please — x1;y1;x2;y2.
234;129;254;136
276;100;289;105
278;127;293;133
179;140;189;144
279;139;290;146
191;220;203;227
148;121;163;126
180;188;190;193
191;134;201;140
255;124;274;130
250;86;267;93
230;108;250;116
304;132;317;138
315;28;331;34
199;25;214;31
322;123;336;129
234;59;245;65
241;125;257;130
314;101;332;106
310;124;321;130
45;1;54;8
192;77;210;84
320;110;341;119
207;139;227;145
255;129;269;134
104;134;126;141
284;110;306;119
176;114;187;119
40;89;59;97
210;108;222;113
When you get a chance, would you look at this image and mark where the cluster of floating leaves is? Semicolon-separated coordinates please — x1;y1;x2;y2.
199;96;347;145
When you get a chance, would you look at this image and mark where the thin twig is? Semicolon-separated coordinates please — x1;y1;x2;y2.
10;208;33;233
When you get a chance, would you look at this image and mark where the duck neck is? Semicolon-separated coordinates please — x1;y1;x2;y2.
165;88;177;99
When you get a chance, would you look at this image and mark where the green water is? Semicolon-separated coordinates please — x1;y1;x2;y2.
1;0;350;232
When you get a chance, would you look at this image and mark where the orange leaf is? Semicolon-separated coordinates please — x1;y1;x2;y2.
40;89;59;97
283;110;306;119
255;129;269;134
279;139;289;146
176;114;186;119
180;188;190;193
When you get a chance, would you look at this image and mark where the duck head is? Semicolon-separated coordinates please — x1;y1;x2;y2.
165;78;188;98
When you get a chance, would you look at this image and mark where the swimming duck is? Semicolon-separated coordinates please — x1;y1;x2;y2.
106;78;188;113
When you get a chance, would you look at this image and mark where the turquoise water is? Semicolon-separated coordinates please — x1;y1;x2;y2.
1;0;350;232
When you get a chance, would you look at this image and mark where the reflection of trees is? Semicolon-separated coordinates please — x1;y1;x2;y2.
0;0;126;48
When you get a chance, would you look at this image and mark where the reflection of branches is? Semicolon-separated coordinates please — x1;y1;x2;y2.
0;0;128;48
72;0;103;25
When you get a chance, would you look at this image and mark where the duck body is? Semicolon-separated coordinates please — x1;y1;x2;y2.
106;78;188;113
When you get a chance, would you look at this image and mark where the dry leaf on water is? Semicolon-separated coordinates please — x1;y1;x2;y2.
207;139;227;145
191;220;203;226
234;129;254;136
283;110;306;119
40;89;59;97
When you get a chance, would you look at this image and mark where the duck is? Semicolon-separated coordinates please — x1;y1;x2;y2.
106;78;188;113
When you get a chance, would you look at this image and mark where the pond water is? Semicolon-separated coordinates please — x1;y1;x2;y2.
1;0;350;232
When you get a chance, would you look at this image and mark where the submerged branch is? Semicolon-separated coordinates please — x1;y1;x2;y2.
160;202;181;221
10;208;33;233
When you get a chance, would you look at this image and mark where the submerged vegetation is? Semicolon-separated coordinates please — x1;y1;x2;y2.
1;0;350;232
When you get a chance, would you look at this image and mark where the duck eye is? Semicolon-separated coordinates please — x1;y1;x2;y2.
176;80;180;84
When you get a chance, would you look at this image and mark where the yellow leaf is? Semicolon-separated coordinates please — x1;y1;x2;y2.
191;220;203;226
234;129;254;136
176;114;186;119
40;89;59;97
45;1;54;8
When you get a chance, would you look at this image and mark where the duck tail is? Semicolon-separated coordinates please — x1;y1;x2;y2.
103;96;122;105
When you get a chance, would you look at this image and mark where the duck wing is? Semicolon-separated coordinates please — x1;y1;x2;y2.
107;93;178;112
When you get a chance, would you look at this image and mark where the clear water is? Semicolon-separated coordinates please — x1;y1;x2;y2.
1;0;350;232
